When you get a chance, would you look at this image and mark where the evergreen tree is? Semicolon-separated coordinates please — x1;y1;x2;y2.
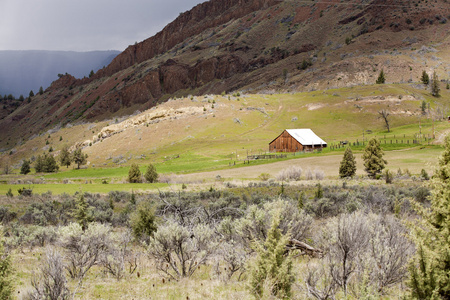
20;159;31;175
431;71;440;97
128;164;142;183
59;146;72;168
130;201;157;242
29;90;34;97
144;164;158;183
72;148;87;169
362;138;387;178
0;238;14;299
248;210;294;298
408;135;450;298
421;70;430;85
43;154;59;172
339;146;357;178
73;194;92;231
39;86;44;95
34;155;44;173
376;69;386;84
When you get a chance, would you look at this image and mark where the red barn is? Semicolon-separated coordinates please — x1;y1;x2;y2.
269;129;327;152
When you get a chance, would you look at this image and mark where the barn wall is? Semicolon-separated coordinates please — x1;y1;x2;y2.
269;130;303;152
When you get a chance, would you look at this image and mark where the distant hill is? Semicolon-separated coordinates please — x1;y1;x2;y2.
0;50;120;97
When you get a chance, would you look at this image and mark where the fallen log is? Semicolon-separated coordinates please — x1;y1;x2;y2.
287;239;323;258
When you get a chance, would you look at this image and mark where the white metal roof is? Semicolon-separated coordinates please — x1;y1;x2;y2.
286;129;327;146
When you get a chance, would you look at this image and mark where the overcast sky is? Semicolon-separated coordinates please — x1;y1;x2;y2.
0;0;205;52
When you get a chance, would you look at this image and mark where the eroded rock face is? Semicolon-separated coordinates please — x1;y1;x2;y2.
96;0;279;78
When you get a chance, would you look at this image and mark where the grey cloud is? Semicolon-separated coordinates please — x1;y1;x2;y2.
0;0;205;51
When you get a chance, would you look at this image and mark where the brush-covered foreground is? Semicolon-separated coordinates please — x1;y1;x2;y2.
0;175;431;299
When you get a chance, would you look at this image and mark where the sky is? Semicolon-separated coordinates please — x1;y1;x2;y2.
0;0;205;52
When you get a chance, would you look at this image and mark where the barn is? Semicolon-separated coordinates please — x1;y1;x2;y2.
269;129;327;153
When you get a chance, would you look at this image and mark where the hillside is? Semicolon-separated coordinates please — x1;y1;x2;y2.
0;0;449;152
2;82;449;179
0;50;120;97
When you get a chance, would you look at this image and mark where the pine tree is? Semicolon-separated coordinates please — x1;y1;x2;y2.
128;164;142;183
376;69;386;84
408;135;450;298
144;163;158;183
431;71;440;97
362;138;387;179
73;194;92;231
248;210;294;298
20;159;31;175
39;86;44;95
339;147;357;178
59;146;72;168
421;70;430;85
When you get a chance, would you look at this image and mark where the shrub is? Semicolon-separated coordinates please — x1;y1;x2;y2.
376;69;386;84
420;169;430;180
148;219;216;280
28;248;70;300
384;169;393;184
276;166;302;181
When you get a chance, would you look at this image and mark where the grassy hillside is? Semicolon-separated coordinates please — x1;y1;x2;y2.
1;83;449;192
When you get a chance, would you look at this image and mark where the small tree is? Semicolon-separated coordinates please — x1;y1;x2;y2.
362;138;387;178
44;154;59;173
128;164;142;183
72;194;92;231
72;148;88;169
376;69;386;84
59;146;72;168
39;86;44;95
248;210;294;298
421;70;430;85
0;236;14;299
339;147;357;178
144;164;158;183
431;70;440;97
20;159;31;175
130;200;157;242
408;135;450;298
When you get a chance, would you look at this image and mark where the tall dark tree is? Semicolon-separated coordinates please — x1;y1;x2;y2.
39;86;44;95
29;90;34;97
20;159;31;175
362;138;387;178
421;70;430;85
431;71;440;97
339;147;357;178
59;146;72;168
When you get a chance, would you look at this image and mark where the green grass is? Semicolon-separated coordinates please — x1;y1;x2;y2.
0;182;167;196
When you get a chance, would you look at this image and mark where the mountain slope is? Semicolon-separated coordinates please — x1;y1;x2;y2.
0;0;449;150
